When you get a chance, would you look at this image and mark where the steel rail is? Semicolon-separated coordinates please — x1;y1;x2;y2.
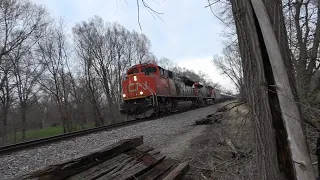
0;118;152;156
0;103;222;156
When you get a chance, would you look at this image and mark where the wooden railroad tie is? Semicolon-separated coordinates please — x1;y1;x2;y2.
16;136;189;180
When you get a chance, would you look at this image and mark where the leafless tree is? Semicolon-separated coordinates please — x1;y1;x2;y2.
73;16;115;124
157;57;175;71
73;16;155;124
212;46;244;95
0;0;50;143
37;21;74;133
283;0;320;99
11;50;46;140
0;59;13;145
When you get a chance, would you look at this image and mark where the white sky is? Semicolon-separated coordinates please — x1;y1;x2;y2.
177;57;236;92
31;0;237;93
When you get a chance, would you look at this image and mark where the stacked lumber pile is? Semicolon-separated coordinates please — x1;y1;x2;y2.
17;136;189;180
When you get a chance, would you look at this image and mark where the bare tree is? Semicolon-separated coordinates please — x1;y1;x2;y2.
212;45;244;95
0;0;50;143
73;16;155;124
73;16;115;124
283;0;320;99
38;21;73;133
11;50;46;140
0;59;13;145
157;57;175;70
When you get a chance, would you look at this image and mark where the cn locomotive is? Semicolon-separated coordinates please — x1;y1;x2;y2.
119;63;234;119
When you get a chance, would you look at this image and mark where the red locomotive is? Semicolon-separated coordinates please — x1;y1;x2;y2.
119;63;222;119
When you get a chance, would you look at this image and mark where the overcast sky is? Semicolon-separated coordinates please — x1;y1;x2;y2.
31;0;236;93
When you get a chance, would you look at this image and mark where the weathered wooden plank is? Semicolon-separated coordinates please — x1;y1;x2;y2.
98;153;166;180
137;158;178;180
249;1;316;180
18;136;143;180
162;162;189;180
155;160;180;180
115;154;166;180
155;166;178;180
66;154;131;180
95;157;137;180
148;150;160;155
135;144;154;153
95;146;158;180
66;145;153;180
126;148;150;159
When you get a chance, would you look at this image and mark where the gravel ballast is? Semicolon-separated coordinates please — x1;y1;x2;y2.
0;105;220;180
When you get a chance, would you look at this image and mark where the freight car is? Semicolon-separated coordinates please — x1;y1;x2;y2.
119;63;232;119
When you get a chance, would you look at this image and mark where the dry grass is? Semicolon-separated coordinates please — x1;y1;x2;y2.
302;104;320;176
305;122;320;177
184;102;257;180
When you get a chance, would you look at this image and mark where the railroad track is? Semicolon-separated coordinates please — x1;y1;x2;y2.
0;103;220;156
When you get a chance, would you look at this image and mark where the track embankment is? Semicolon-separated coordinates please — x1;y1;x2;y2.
181;101;255;180
0;102;233;180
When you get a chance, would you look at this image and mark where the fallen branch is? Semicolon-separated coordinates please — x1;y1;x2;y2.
194;113;224;125
217;102;244;112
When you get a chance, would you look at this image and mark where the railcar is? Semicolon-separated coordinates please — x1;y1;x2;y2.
119;63;235;120
120;63;205;119
220;93;236;102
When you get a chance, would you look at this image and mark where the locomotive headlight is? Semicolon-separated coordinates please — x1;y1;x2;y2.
139;91;143;95
133;76;137;81
122;94;126;98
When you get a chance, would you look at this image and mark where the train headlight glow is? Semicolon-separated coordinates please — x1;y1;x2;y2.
122;94;126;98
133;76;137;81
139;91;143;95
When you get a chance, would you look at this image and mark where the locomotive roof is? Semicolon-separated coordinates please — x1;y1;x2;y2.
127;63;198;86
178;76;195;86
129;63;158;69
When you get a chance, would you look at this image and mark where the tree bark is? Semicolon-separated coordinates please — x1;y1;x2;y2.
1;111;8;145
21;103;27;141
231;1;282;178
251;0;315;179
231;0;315;179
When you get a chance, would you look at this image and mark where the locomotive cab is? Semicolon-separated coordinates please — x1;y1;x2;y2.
120;63;161;118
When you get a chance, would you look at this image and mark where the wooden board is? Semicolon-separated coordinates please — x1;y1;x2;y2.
249;0;316;180
162;163;190;180
17;136;143;180
137;158;178;180
16;136;189;180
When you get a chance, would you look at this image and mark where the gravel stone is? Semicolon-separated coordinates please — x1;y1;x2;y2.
0;105;219;180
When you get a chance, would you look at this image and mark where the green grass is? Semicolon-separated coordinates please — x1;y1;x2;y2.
25;126;64;139
6;123;95;145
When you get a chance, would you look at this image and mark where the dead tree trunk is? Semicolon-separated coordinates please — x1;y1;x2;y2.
231;0;315;179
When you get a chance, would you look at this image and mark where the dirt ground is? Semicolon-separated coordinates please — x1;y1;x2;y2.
159;100;320;180
168;101;258;180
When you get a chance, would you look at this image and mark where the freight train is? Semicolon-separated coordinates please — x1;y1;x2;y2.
119;63;235;119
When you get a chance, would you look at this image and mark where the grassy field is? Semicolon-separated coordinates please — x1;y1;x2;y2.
6;123;94;144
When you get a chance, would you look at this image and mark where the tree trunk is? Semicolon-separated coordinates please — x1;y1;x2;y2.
231;1;282;179
100;65;114;124
1;112;8;145
21;103;27;141
306;0;320;91
251;0;315;179
231;0;315;179
87;84;104;126
14;117;17;144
